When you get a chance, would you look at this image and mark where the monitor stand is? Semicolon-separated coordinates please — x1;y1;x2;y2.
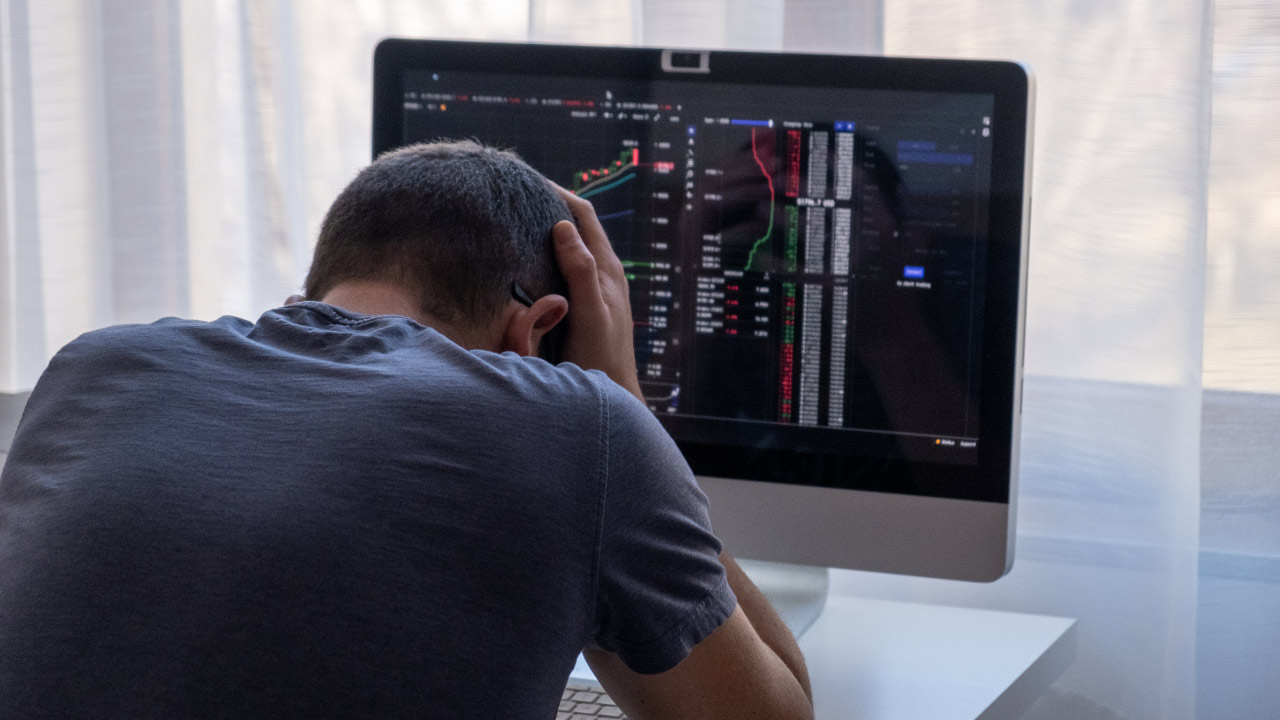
738;558;830;638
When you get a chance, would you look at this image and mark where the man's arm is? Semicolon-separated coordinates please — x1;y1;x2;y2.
584;552;813;720
551;187;814;720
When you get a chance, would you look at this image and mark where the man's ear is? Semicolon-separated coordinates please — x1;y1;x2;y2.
501;294;568;358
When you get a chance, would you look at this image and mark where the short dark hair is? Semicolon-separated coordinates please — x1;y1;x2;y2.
305;140;571;325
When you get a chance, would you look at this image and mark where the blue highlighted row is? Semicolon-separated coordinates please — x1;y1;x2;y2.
898;140;936;151
904;266;925;279
596;208;637;222
897;150;974;166
834;121;856;132
730;118;771;127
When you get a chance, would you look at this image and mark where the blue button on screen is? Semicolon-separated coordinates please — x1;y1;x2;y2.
904;266;925;279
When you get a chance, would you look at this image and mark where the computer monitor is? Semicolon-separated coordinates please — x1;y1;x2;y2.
373;40;1033;590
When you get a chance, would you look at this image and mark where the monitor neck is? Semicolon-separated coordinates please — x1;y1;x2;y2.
738;558;830;639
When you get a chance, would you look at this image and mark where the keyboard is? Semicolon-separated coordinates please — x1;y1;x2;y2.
559;683;628;719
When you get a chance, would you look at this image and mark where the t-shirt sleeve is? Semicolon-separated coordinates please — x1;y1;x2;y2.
588;380;738;675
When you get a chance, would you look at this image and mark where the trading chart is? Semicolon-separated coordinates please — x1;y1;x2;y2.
399;69;994;456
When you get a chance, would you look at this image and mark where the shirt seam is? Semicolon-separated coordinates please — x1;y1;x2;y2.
287;301;424;329
587;376;610;641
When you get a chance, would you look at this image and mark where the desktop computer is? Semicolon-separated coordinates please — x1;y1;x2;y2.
373;39;1034;635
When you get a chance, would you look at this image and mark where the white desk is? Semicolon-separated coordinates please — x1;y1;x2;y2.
572;596;1076;720
801;596;1075;719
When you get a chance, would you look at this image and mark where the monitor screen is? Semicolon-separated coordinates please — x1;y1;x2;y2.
374;42;1030;512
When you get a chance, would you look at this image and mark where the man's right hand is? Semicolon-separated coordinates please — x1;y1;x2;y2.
551;187;644;403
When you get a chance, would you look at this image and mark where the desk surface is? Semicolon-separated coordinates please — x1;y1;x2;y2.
572;595;1076;720
801;596;1075;720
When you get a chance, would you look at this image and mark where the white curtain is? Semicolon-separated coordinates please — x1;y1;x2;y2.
849;2;1208;718
2;1;1277;717
0;0;530;391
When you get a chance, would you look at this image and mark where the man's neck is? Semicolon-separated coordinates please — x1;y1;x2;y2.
308;281;499;351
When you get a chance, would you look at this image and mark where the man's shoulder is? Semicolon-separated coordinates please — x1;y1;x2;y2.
51;316;250;370
65;315;248;348
467;351;609;404
448;353;667;450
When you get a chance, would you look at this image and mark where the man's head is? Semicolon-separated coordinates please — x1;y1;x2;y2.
304;140;571;330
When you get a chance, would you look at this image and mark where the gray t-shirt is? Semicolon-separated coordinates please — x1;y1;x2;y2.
0;302;735;719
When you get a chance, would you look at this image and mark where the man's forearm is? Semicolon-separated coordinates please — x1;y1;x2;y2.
719;551;813;702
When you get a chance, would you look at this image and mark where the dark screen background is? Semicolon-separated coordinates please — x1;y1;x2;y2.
401;70;993;466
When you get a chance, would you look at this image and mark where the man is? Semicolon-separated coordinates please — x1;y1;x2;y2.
0;141;812;719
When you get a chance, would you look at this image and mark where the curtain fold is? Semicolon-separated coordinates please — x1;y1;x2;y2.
1204;0;1280;394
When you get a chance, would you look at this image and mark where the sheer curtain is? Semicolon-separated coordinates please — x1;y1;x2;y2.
847;3;1208;718
0;0;529;392
2;1;1277;718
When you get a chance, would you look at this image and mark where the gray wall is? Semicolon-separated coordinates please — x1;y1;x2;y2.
1197;389;1280;718
0;391;30;469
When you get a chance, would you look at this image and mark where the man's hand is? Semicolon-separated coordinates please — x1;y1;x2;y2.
552;187;644;403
